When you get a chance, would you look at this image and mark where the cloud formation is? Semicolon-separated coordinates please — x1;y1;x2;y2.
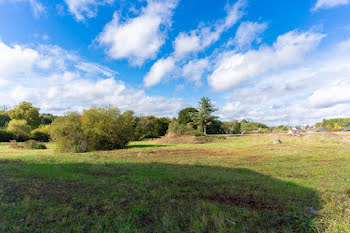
208;30;325;91
64;0;115;21
230;21;268;49
312;0;349;11
2;0;45;17
217;40;350;125
0;41;184;116
144;0;245;87
98;0;178;66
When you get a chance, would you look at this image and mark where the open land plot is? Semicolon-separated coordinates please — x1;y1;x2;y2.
0;133;349;232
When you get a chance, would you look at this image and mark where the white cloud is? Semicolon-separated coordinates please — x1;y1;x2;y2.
182;58;209;87
338;38;350;51
144;0;245;87
64;0;114;21
98;0;178;66
312;0;349;11
1;0;46;17
208;30;325;91
217;48;350;125
0;41;184;117
231;21;267;49
144;57;176;87
173;0;245;59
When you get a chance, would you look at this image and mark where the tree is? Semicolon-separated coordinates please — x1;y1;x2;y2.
8;101;41;129
50;112;87;153
232;120;241;134
178;107;198;125
191;97;217;135
133;116;170;140
0;112;10;128
7;119;31;141
40;113;57;125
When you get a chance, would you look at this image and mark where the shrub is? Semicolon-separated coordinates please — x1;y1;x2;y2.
24;140;47;149
82;108;136;151
0;129;13;142
168;120;197;136
50;112;87;153
133;116;170;140
50;107;136;153
31;125;51;142
7;119;31;141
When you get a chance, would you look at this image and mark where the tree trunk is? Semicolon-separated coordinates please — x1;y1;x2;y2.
204;124;207;135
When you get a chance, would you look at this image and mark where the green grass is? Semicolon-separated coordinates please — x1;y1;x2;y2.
0;133;349;232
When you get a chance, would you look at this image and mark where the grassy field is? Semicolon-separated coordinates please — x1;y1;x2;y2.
0;133;349;232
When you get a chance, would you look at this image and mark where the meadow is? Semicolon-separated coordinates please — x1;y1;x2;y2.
0;133;349;232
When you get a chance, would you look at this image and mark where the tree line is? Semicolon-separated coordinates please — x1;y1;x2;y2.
0;98;280;152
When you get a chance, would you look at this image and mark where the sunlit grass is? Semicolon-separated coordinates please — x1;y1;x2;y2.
0;133;349;232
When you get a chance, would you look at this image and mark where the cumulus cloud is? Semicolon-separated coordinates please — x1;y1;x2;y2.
230;21;267;49
144;57;176;87
98;0;178;66
0;41;184;116
208;30;325;91
181;58;209;87
217;47;350;125
173;0;245;59
312;0;349;11
64;0;115;21
144;0;245;87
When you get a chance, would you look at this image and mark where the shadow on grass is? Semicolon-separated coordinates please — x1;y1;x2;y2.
126;144;169;149
0;160;321;233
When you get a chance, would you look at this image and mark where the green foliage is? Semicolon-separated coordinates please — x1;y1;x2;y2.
50;112;87;153
7;119;31;141
50;107;137;152
232;120;241;134
40;113;57;125
167;119;197;136
191;97;217;135
0;129;13;142
206;120;225;134
0;112;10;128
315;118;350;130
134;116;170;140
8;101;41;129
31;125;51;142
178;107;198;125
240;121;268;133
24;140;47;149
82;107;136;151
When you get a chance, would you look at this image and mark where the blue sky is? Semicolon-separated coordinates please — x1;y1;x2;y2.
0;0;350;125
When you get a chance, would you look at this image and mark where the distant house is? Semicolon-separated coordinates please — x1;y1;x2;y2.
291;126;302;134
307;127;329;133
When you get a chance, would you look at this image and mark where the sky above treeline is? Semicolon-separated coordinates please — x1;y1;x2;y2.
0;0;349;126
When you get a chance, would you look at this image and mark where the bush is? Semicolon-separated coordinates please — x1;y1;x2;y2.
133;116;170;140
168;120;197;136
50;107;136;153
0;129;13;142
24;140;47;149
82;107;136;151
50;112;88;153
7;119;31;141
31;125;51;142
